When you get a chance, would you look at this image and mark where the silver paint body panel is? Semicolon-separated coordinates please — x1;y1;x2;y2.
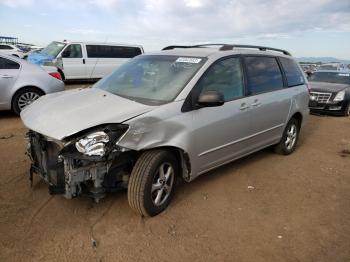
21;48;309;181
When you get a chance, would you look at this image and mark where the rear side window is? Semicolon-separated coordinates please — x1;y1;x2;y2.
244;56;284;95
0;45;13;50
279;57;305;87
0;57;20;69
86;45;142;58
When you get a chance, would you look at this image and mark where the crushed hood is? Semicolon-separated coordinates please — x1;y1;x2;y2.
21;88;154;140
309;81;349;93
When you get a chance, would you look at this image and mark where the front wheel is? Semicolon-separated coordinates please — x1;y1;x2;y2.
274;118;300;155
128;150;178;217
343;103;350;117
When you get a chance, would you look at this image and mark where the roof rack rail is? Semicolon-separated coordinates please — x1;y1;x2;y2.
219;44;291;56
162;44;291;56
162;44;228;51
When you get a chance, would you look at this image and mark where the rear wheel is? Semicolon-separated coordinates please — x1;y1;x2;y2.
128;150;178;217
12;87;44;115
274;118;300;155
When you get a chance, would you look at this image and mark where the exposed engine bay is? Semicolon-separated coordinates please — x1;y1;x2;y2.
26;124;135;202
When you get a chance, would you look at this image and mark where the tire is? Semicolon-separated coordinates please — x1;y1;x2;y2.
274;118;300;155
343;103;350;117
12;87;44;115
128;150;178;217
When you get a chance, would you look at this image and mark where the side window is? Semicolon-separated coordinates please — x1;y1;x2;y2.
244;56;284;95
86;45;142;58
196;57;244;102
61;44;82;58
0;57;20;69
279;57;305;87
0;45;13;50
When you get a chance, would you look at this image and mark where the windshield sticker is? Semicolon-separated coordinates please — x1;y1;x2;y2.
338;73;349;77
176;57;202;64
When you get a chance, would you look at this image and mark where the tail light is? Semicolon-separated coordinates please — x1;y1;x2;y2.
49;72;62;81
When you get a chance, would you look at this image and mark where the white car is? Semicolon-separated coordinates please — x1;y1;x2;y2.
27;41;144;80
0;44;25;58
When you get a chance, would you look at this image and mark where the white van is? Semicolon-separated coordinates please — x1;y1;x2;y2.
27;41;144;80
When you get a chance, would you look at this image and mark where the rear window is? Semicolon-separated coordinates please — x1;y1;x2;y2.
0;57;20;69
279;57;305;87
86;45;142;58
244;56;284;95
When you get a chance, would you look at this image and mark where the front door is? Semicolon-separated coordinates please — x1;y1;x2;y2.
61;44;86;79
189;57;252;174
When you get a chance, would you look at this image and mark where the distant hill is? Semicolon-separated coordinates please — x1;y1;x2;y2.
297;57;350;64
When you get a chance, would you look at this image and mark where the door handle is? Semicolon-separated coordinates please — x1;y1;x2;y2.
240;103;250;110
0;75;13;79
83;59;86;64
251;99;261;107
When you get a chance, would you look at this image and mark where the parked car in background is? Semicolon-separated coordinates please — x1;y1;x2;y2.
21;44;309;217
309;71;350;116
0;44;25;58
318;63;345;71
27;41;144;80
0;54;64;115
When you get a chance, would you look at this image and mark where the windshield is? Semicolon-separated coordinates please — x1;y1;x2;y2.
94;55;207;105
309;72;350;85
40;41;66;57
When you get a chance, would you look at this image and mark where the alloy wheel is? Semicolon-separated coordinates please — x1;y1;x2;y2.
285;124;297;150
151;162;174;206
17;92;40;110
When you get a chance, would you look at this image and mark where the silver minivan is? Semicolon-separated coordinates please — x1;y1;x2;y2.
21;45;309;217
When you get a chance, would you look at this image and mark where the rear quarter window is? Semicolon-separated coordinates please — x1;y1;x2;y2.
279;57;305;87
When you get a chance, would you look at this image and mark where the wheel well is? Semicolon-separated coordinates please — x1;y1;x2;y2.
11;86;45;109
57;68;65;81
141;146;191;181
291;112;303;127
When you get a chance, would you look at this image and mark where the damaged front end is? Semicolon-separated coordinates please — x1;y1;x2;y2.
26;124;134;202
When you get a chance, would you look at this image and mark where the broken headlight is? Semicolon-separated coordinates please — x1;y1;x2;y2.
75;131;110;157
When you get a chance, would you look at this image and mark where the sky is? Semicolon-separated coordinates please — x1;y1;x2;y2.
0;0;349;59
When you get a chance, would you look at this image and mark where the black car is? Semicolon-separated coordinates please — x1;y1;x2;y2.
308;70;350;116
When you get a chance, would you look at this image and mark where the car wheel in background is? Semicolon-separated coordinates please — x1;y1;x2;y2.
128;150;178;217
343;103;350;117
12;87;44;115
274;118;300;155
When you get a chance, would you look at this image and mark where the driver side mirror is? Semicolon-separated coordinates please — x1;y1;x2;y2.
197;90;225;107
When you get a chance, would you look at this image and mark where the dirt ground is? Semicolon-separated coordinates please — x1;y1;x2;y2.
0;84;350;262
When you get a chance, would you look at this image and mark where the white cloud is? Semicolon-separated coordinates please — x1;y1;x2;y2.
0;0;33;7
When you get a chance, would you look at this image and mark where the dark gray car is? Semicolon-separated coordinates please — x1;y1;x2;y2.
21;44;309;216
309;70;350;116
